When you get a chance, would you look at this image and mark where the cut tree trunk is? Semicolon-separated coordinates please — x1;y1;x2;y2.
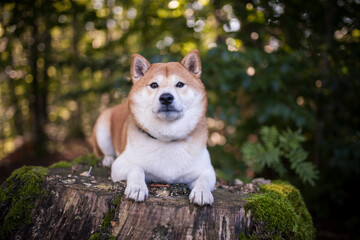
1;166;268;240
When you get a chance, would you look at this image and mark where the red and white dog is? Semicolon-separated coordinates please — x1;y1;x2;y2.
91;50;216;206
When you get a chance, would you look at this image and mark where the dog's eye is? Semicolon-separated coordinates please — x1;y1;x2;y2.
150;82;158;89
176;82;185;88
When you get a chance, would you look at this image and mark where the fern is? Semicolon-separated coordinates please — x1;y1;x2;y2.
241;126;319;185
260;126;279;146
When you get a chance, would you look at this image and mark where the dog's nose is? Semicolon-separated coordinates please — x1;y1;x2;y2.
159;93;174;105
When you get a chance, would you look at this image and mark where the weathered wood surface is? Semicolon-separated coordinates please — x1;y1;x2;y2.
2;166;264;240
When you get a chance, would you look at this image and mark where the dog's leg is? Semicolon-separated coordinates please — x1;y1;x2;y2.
124;166;148;202
188;168;216;206
187;150;216;206
111;158;148;202
96;121;115;167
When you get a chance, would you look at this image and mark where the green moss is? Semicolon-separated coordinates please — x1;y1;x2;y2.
243;181;315;240
49;160;74;168
88;196;121;240
0;166;48;240
49;154;101;169
72;154;101;168
239;233;247;240
88;233;116;240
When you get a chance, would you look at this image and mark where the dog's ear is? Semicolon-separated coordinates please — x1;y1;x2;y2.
181;49;201;78
131;54;151;83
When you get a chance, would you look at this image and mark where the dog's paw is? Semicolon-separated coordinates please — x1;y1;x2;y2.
125;183;149;202
189;187;214;206
102;156;114;167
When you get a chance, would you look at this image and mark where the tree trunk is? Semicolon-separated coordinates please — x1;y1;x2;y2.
1;164;315;240
29;12;46;151
68;3;84;139
1;167;259;240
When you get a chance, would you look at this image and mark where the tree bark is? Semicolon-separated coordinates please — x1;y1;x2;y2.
3;167;261;240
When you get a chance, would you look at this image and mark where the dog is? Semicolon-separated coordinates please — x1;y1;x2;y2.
91;50;216;206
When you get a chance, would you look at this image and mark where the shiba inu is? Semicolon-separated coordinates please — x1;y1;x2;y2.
91;50;216;206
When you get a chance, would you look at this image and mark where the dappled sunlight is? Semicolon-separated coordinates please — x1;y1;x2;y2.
207;117;227;147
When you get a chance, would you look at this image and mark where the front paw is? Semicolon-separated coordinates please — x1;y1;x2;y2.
125;183;149;202
102;156;115;167
189;187;214;206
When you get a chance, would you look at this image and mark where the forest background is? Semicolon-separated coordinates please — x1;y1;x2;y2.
0;0;359;239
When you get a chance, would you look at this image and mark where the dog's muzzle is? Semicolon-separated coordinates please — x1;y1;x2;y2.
157;93;183;121
159;93;178;112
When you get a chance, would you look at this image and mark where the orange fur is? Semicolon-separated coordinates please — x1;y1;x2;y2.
91;102;129;157
110;102;129;155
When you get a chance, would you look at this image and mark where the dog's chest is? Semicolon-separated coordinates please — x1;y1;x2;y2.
128;137;200;183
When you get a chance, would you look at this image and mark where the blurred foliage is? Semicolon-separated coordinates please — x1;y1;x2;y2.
0;0;359;237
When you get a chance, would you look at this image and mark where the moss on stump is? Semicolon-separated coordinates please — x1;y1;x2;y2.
242;181;315;240
48;154;101;169
0;166;48;240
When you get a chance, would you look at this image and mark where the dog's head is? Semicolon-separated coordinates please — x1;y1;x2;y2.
128;50;207;141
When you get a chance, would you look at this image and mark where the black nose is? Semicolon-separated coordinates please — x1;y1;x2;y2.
159;93;174;105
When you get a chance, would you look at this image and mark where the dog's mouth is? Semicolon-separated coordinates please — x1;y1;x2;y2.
158;106;181;113
156;106;183;121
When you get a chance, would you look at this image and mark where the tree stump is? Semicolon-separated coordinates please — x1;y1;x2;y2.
0;164;315;240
